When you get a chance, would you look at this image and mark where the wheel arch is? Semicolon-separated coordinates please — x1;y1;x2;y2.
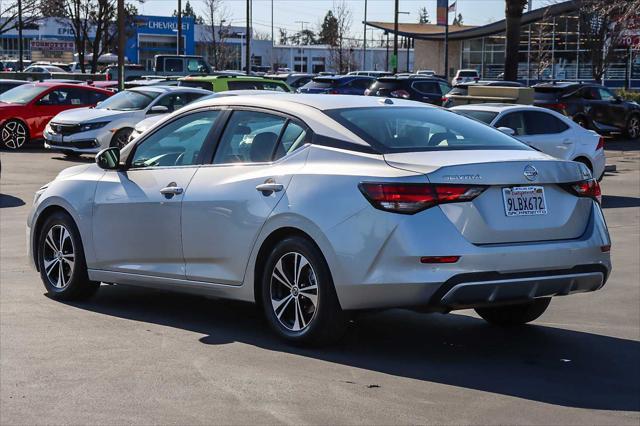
32;204;75;271
573;156;593;173
252;226;328;306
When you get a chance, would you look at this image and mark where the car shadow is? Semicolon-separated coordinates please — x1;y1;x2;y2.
602;195;640;209
0;193;26;208
59;284;640;412
51;154;94;163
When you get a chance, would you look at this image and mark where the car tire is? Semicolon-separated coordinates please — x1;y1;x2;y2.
1;119;29;149
110;128;133;149
261;236;346;345
626;114;640;140
37;211;100;301
475;298;551;326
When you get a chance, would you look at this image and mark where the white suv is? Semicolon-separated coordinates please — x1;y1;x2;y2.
451;69;480;85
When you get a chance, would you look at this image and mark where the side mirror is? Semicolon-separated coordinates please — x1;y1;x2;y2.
95;147;120;170
497;126;516;136
148;105;169;114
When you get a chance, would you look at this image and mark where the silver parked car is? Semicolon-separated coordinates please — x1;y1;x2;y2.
43;86;211;156
28;95;612;344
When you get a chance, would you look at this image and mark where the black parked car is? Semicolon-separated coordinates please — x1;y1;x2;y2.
364;76;452;106
442;80;523;108
533;82;640;139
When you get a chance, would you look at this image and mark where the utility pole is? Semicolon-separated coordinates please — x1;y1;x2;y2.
177;0;182;55
271;0;274;70
393;0;399;73
117;0;125;91
295;20;309;72
363;0;367;70
17;0;23;71
246;0;251;74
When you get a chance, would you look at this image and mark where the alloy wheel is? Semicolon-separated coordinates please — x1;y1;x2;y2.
42;225;75;289
629;116;640;139
1;121;27;149
111;129;132;149
270;252;319;332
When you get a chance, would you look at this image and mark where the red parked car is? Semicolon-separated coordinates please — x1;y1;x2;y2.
0;82;113;149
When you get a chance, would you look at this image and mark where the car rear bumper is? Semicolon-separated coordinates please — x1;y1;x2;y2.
328;202;611;311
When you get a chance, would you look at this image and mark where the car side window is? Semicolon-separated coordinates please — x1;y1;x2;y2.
412;81;440;94
262;82;289;92
598;88;615;101
154;93;191;112
495;112;526;136
438;82;452;95
38;89;72;105
273;121;307;161
582;87;600;100
522;111;569;135
165;58;183;73
131;110;220;168
213;111;286;164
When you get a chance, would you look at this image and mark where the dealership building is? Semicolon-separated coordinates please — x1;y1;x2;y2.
367;0;640;88
0;15;413;73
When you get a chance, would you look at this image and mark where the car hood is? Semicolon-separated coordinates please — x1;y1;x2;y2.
134;114;166;132
51;107;138;124
55;163;94;180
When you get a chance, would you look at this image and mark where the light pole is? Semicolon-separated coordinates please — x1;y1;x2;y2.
17;0;23;71
177;0;182;55
245;0;251;74
392;2;410;74
295;20;309;72
117;0;125;91
363;0;367;70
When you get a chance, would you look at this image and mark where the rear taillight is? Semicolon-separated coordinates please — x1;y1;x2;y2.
596;136;605;150
390;90;411;99
545;102;567;112
563;178;602;204
328;89;339;94
359;182;486;214
105;73;111;81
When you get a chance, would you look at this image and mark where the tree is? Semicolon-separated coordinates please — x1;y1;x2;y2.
578;0;639;83
529;9;553;80
503;0;527;81
174;0;204;25
202;0;232;70
326;1;356;74
0;0;38;35
317;10;338;45
452;13;464;25
40;0;66;18
290;29;316;45
417;7;430;24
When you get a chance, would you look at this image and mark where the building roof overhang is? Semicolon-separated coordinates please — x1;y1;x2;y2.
365;0;578;41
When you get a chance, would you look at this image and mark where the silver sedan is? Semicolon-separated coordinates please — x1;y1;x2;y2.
28;94;612;344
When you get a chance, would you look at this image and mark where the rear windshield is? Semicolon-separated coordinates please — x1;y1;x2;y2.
0;84;48;104
326;107;529;153
454;110;499;125
458;71;478;77
368;80;402;95
178;80;213;90
306;79;339;88
447;87;468;96
533;86;572;101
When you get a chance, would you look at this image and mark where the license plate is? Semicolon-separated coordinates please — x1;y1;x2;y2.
502;186;547;217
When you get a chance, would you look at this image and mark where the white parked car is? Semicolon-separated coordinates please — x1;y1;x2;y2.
452;104;606;180
43;86;211;156
23;65;66;75
451;69;480;86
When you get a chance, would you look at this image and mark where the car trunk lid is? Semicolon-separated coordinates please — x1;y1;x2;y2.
384;150;593;244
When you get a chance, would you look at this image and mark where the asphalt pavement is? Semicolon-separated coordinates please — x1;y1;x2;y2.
1;142;639;425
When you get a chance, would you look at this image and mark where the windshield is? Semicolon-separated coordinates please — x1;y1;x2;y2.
454;110;499;125
96;89;160;111
458;71;478;77
0;84;48;104
326;107;529;153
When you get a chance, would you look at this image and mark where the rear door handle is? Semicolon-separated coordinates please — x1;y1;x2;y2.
256;183;284;194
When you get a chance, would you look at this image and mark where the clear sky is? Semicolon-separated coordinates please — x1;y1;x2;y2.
136;0;558;41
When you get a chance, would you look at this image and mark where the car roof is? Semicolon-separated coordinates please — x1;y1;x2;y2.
452;103;549;113
26;81;108;90
128;85;211;94
179;75;282;82
0;79;29;84
532;81;582;89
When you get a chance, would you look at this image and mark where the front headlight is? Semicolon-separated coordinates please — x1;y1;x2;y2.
80;121;110;132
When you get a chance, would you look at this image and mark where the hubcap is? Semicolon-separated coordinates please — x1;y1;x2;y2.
270;252;318;332
1;121;27;149
630;118;639;138
42;225;75;289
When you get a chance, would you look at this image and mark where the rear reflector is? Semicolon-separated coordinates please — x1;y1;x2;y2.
600;245;611;252
562;178;602;204
420;256;460;264
359;182;486;214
